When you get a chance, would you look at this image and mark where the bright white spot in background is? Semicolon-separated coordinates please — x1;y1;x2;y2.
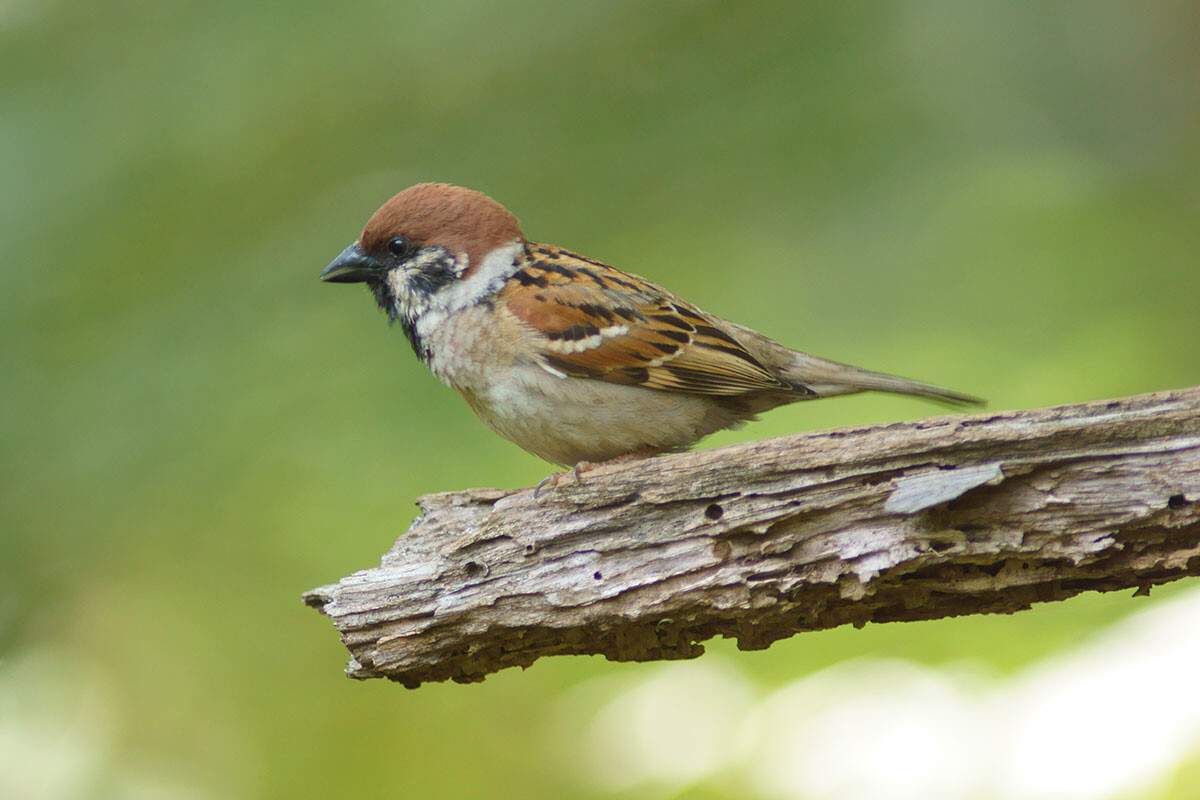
994;588;1200;800
742;660;985;800
554;586;1200;800
0;648;227;800
554;659;756;792
0;649;116;800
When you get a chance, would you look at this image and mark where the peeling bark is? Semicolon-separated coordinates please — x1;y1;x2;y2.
304;387;1200;688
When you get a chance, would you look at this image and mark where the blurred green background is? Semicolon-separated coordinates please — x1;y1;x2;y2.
3;1;1199;798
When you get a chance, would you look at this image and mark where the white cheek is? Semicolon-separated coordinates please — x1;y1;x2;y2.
388;271;426;321
385;269;408;299
429;241;523;313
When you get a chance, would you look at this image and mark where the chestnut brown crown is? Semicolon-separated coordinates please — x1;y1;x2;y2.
359;183;525;273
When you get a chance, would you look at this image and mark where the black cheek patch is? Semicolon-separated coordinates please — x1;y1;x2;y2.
409;263;457;296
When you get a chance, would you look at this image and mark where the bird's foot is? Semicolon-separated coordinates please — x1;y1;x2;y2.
533;462;589;498
532;449;662;498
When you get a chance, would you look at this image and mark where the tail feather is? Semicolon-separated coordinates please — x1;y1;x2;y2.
784;352;984;408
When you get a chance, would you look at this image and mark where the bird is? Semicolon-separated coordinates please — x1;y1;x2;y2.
321;182;982;472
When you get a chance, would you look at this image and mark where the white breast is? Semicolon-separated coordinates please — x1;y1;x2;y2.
421;306;736;465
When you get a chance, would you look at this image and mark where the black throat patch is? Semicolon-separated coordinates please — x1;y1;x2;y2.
366;250;460;363
367;279;428;361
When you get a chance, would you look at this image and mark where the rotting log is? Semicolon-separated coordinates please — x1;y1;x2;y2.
304;386;1200;688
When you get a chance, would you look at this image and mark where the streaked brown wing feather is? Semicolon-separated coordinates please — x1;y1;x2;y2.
502;244;789;396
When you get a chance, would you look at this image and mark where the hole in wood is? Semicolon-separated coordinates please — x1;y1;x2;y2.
705;503;724;520
1168;494;1189;509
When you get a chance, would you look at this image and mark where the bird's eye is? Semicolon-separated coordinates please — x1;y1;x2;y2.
386;236;415;258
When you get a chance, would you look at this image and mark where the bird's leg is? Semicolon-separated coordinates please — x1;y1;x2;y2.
534;448;664;498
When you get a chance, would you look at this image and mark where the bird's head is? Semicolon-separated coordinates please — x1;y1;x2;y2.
321;182;525;322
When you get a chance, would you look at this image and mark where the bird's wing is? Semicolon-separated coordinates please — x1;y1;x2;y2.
500;244;797;396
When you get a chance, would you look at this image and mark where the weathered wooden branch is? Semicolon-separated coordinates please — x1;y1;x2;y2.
304;386;1200;688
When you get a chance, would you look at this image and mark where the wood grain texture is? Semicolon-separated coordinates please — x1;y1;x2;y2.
304;386;1200;688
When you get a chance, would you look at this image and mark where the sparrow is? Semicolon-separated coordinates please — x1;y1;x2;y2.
321;182;982;469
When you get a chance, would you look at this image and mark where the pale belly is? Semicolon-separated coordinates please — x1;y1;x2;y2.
460;365;735;466
421;306;741;466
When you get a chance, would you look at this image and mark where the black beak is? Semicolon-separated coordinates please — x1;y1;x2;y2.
320;243;385;283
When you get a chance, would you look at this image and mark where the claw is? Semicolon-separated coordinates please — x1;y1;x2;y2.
533;452;659;498
534;462;587;499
